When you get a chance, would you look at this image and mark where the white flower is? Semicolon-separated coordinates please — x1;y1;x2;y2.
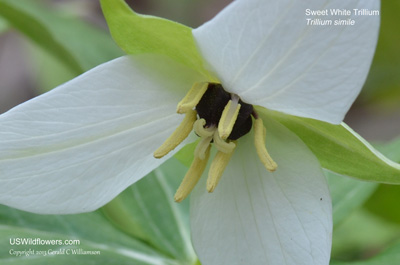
0;0;379;264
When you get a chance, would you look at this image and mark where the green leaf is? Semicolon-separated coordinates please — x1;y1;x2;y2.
0;206;179;265
102;158;196;264
0;0;122;74
260;108;400;184
100;0;210;78
331;240;400;265
326;171;378;227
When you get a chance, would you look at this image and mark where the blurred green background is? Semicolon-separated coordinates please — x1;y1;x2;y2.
0;0;399;264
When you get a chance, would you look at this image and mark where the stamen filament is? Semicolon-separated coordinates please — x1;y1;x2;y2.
194;119;214;138
213;131;235;153
154;109;197;158
194;135;213;160
176;82;208;114
175;146;211;202
207;147;235;193
254;118;277;172
218;98;241;140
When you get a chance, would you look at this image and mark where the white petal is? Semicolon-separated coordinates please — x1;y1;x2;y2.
193;0;380;124
0;55;205;214
190;116;332;265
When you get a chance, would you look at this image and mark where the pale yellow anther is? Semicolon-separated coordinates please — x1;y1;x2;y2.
213;131;236;154
175;146;211;202
194;119;214;138
218;98;241;140
194;135;213;160
207;147;235;193
154;109;197;159
254;118;278;172
176;82;208;114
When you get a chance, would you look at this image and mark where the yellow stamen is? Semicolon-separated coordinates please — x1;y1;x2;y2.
207;145;236;193
154;109;197;158
254;118;277;172
175;146;211;202
218;97;241;140
213;131;236;154
193;119;214;138
176;82;208;114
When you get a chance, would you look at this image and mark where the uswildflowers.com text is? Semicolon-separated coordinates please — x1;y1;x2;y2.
9;238;80;246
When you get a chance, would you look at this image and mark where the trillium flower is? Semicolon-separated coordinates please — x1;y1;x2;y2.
0;0;381;264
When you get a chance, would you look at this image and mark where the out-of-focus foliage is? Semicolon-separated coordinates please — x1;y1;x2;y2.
0;0;122;75
331;137;400;263
376;137;400;163
364;138;400;225
327;172;377;227
360;1;400;109
331;215;400;264
26;42;77;93
0;17;8;33
339;240;400;265
365;185;400;225
175;141;197;167
0;205;179;265
102;158;196;264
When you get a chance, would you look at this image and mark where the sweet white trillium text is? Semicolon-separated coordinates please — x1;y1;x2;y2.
0;0;380;264
305;8;380;26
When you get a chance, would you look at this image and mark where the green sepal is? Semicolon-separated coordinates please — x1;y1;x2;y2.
100;0;211;78
260;108;400;184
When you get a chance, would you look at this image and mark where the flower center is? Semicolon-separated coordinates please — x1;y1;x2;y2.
195;83;253;141
154;82;277;202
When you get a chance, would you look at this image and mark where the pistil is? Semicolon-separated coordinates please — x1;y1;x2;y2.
193;119;214;138
154;82;278;202
213;131;235;154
